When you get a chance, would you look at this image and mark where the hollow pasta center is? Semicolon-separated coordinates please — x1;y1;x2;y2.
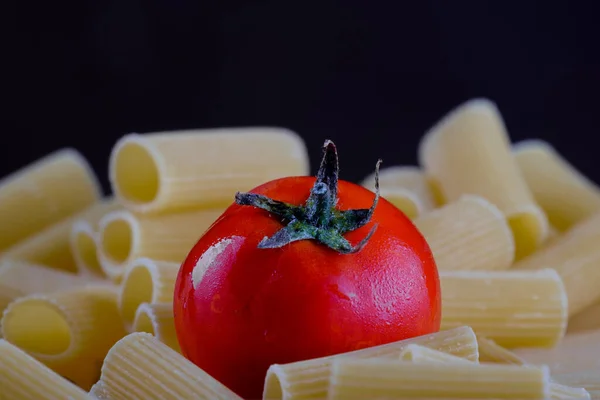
114;142;160;204
3;300;72;355
75;231;101;273
134;307;156;336
102;219;132;264
121;265;153;325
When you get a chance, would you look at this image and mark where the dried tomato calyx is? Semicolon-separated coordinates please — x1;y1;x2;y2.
234;139;381;254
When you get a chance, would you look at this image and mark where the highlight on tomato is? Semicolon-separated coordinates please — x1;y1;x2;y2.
173;140;441;399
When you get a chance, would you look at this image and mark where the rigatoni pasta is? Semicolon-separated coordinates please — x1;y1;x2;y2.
0;339;91;400
0;148;101;252
514;139;600;232
118;258;180;329
262;326;478;400
328;358;550;400
398;344;472;364
132;302;180;352
418;99;548;259
89;332;243;400
476;336;527;364
414;195;515;271
70;198;121;276
98;209;221;282
0;260;90;316
109;128;309;214
3;199;120;273
0;284;126;389
440;269;568;348
513;211;600;316
361;166;436;218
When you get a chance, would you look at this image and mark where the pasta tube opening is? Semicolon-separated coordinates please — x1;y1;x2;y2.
71;222;102;275
119;263;153;325
2;299;72;355
111;139;160;205
118;258;180;328
100;211;139;270
109;128;309;214
133;303;181;352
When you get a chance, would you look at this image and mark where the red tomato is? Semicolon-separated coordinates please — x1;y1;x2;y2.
174;140;441;399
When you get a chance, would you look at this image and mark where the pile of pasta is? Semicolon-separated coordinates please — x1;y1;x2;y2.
1;100;599;400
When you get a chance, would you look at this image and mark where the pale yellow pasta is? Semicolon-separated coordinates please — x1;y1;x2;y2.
98;208;221;282
0;260;90;317
475;337;590;399
476;336;527;364
515;329;600;375
513;211;600;316
3;199;121;273
328;358;550;400
3;215;78;272
0;284;126;389
398;344;473;364
418;99;548;259
0;339;91;400
132;302;180;353
118;258;180;328
414;195;515;271
262;326;478;400
89;332;243;400
361;166;436;218
0;148;101;252
109;128;309;214
70;198;121;276
568;301;600;333
440;269;567;348
514;139;600;232
554;372;600;400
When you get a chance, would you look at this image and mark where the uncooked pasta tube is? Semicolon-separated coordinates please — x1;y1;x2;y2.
70;198;121;276
361;166;436;218
0;339;91;400
0;148;101;252
398;344;472;364
514;139;600;231
476;336;527;364
475;336;590;399
328;358;550;400
89;332;243;399
132;302;180;352
418;99;548;259
4;199;120;273
414;195;515;271
513;211;600;316
440;269;568;348
118;258;180;329
0;260;90;317
109;128;309;214
0;284;126;389
98;209;221;282
262;326;478;400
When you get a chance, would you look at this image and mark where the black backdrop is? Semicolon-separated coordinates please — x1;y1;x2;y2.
5;2;599;193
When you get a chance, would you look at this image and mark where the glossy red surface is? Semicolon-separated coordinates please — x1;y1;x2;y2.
174;177;441;399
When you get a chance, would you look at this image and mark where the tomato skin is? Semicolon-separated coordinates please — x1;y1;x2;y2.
174;177;441;399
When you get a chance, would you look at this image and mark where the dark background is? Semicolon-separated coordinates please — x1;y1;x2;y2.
5;2;599;194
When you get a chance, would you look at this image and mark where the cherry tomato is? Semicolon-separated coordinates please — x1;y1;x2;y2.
174;140;441;399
